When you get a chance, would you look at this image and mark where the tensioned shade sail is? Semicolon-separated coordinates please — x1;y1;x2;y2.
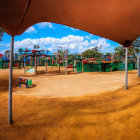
0;0;140;46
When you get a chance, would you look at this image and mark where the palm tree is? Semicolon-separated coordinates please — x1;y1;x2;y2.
132;37;140;57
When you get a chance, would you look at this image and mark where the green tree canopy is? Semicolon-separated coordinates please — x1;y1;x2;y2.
114;44;140;62
132;36;140;56
81;47;101;60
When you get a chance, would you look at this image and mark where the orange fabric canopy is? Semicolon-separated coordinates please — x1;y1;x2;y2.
0;0;140;46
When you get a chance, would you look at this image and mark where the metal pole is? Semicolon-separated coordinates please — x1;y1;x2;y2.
8;36;14;125
24;57;25;73
65;50;67;75
82;60;84;72
138;54;140;77
39;56;40;66
125;47;128;89
45;58;47;74
31;56;32;67
59;60;60;73
65;59;67;75
74;59;77;74
35;53;37;76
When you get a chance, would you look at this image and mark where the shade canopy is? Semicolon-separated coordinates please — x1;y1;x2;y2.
0;0;140;46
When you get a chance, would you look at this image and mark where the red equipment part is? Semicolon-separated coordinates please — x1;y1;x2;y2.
15;63;18;67
67;66;73;68
89;58;97;61
20;79;27;82
0;54;4;58
82;60;89;64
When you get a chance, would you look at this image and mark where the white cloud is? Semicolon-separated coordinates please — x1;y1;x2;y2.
37;22;53;28
90;38;111;53
85;34;93;40
12;35;86;53
25;27;36;33
0;49;7;54
4;35;113;54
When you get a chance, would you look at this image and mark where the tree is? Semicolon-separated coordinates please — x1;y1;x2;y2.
132;37;140;57
132;36;140;48
81;47;101;60
114;44;140;63
34;45;40;49
0;27;4;41
114;45;125;62
68;54;75;60
75;53;82;59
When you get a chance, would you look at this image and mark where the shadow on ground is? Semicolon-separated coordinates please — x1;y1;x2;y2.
0;83;140;140
0;77;18;93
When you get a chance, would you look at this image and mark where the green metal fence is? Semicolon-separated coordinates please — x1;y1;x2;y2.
118;63;134;71
77;62;82;72
0;59;2;69
76;62;136;73
84;64;101;72
111;63;119;71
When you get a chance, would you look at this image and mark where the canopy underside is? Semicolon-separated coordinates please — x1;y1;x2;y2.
0;0;140;46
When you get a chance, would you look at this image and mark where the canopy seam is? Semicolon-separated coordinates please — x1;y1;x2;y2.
14;0;32;35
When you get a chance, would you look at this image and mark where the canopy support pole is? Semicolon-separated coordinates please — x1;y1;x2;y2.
8;36;14;125
138;54;140;77
125;47;128;89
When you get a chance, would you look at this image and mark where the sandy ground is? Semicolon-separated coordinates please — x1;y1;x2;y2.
0;66;138;97
0;67;140;140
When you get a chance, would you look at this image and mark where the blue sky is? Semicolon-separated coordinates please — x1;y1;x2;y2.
0;22;119;54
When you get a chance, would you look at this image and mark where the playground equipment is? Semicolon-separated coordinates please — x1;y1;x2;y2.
0;54;4;69
18;78;32;88
25;68;35;74
66;57;78;74
0;51;10;69
52;48;70;74
0;48;138;73
53;49;65;72
19;47;50;76
65;49;68;75
64;50;80;74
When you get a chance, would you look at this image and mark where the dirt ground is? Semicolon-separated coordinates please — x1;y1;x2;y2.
4;66;139;97
0;67;140;140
